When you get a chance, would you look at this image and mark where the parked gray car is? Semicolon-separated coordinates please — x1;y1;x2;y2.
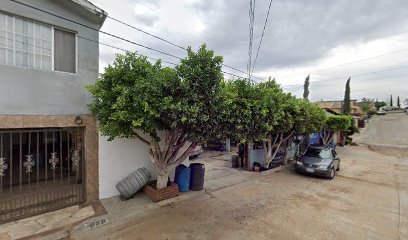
294;145;340;179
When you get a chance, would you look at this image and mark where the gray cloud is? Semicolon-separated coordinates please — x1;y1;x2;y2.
92;0;408;103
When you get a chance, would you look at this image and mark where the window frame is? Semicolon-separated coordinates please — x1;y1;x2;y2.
0;11;78;74
53;27;78;74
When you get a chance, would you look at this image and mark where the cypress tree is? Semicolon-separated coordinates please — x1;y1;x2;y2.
397;96;400;108
303;75;310;100
390;95;393;107
342;78;351;115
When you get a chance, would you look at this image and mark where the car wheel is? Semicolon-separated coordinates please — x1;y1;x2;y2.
336;163;340;171
328;168;335;179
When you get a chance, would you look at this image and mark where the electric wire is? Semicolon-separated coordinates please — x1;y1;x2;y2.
107;15;187;51
278;47;408;81
247;0;256;80
11;0;264;80
108;15;266;81
251;0;273;76
283;65;408;92
10;0;265;80
78;35;245;79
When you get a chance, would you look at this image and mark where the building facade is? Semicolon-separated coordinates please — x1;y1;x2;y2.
0;0;106;223
315;100;363;116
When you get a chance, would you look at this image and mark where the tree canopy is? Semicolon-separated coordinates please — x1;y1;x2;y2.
321;115;352;145
88;44;331;180
88;44;227;189
374;100;386;110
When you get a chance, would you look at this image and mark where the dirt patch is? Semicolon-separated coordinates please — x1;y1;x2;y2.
368;144;408;157
337;174;393;188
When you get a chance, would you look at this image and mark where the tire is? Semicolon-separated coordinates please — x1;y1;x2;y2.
336;163;340;171
328;168;335;179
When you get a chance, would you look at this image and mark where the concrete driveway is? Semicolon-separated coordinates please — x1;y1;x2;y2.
76;117;408;240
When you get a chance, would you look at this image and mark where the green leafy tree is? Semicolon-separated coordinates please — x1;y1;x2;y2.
88;45;226;189
361;97;374;103
358;98;375;115
342;78;351;115
223;77;326;168
258;80;290;168
262;96;326;167
321;116;352;145
374;100;386;110
222;78;267;144
290;99;326;160
295;100;326;135
303;75;310;100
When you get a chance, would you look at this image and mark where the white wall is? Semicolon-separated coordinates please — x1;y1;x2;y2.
98;134;190;199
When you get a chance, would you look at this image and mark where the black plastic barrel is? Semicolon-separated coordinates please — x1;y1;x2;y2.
189;163;205;191
231;155;239;168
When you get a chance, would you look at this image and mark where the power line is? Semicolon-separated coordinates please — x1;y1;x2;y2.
312;48;408;74
78;36;178;66
277;47;408;81
106;13;266;81
12;0;267;81
77;35;247;79
11;0;182;60
134;1;159;13
247;0;256;80
283;65;408;92
251;0;273;76
107;15;187;51
11;0;246;79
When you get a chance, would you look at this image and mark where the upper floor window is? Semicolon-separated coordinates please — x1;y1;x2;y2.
0;12;76;73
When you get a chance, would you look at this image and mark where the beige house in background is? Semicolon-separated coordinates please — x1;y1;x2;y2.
315;100;364;116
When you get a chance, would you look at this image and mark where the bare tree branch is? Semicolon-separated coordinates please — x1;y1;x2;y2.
169;142;197;170
132;129;150;146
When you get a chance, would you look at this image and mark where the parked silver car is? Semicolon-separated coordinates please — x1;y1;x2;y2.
295;145;340;179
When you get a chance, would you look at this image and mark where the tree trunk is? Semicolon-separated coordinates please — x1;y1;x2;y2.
263;132;294;168
156;170;169;189
247;142;252;171
145;131;197;190
283;143;289;165
321;130;334;145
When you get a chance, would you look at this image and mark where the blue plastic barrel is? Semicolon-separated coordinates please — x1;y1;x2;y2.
174;164;191;192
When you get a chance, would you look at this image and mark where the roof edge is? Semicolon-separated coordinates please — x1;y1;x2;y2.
69;0;107;22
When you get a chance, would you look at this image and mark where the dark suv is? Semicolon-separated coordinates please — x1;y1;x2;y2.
294;145;340;179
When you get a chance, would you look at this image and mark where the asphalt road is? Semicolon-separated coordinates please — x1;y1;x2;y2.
76;116;408;240
356;112;408;146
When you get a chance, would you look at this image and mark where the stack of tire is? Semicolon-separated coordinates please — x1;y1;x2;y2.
116;167;151;199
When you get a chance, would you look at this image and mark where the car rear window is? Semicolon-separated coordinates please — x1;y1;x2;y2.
304;149;330;159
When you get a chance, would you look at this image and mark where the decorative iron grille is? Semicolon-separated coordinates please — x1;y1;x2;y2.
0;128;85;224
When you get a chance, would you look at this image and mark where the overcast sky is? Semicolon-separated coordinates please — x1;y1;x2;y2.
91;0;408;104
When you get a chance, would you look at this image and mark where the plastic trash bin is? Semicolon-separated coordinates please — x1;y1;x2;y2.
189;163;205;191
174;164;191;192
